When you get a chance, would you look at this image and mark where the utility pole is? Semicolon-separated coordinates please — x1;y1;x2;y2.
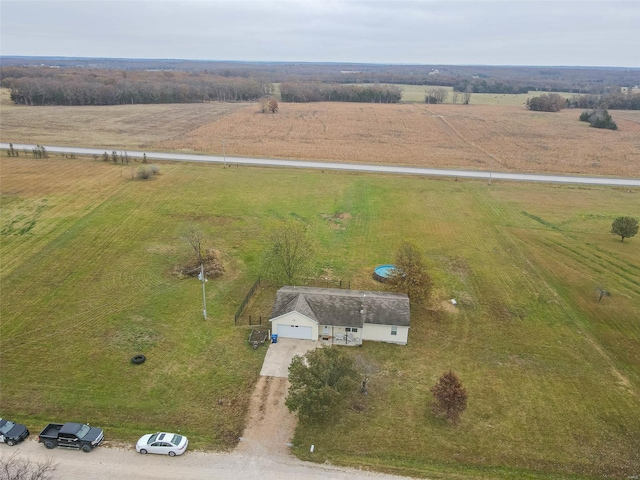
223;139;226;167
199;263;207;319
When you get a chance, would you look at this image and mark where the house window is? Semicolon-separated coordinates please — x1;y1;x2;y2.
345;327;351;332
391;326;397;336
352;328;358;332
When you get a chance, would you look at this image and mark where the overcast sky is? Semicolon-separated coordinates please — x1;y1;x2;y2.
1;0;639;67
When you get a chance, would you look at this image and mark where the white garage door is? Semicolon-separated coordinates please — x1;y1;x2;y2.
277;324;313;340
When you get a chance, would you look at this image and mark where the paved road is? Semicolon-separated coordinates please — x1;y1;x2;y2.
3;143;639;187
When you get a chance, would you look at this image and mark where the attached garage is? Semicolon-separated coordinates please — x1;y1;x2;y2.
270;307;319;341
276;324;313;340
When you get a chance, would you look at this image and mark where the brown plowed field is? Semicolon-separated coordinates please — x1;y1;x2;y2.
2;98;639;176
158;103;640;177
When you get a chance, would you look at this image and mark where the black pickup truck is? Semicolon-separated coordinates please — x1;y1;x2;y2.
0;418;30;446
37;422;104;453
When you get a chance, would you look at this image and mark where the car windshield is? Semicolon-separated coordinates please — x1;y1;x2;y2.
171;434;183;445
0;421;15;434
148;433;159;444
76;425;91;439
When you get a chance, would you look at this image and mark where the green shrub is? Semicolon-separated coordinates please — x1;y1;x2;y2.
580;109;617;130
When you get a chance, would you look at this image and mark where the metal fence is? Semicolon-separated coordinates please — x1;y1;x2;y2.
298;278;350;290
234;277;261;325
233;276;350;325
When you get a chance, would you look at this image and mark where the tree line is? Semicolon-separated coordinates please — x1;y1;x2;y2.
527;92;640;112
0;67;270;105
566;92;640;110
279;82;402;103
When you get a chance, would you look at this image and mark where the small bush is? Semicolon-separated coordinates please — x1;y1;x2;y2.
580;109;618;130
149;164;160;175
137;166;152;180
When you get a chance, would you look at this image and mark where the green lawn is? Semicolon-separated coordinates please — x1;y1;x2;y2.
396;84;577;105
1;156;639;478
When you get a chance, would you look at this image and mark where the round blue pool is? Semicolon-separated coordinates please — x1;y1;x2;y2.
373;264;396;283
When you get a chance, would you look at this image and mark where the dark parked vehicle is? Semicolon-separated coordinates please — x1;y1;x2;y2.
0;418;30;446
37;422;104;452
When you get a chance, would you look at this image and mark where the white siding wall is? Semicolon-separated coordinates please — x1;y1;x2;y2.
362;323;409;345
270;312;319;340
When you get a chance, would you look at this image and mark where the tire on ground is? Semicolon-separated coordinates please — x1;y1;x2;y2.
131;354;146;365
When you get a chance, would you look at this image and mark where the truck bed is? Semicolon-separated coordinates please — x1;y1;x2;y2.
38;423;63;439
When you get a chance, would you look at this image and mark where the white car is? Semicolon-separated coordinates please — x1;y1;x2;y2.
135;432;188;456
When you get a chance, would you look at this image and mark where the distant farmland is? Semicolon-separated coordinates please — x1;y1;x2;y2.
395;83;577;105
2;95;637;178
157;102;640;177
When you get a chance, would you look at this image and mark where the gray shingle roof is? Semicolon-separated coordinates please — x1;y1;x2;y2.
271;286;410;328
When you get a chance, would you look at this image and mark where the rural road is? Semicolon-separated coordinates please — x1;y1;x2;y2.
3;143;640;187
1;340;412;480
0;439;412;480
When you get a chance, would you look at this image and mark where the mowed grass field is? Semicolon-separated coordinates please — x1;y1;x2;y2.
1;155;639;478
2;92;638;177
396;84;577;106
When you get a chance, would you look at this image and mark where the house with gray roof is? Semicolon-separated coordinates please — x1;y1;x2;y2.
270;286;410;345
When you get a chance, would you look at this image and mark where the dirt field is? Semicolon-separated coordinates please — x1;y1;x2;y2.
0;100;246;149
157;103;640;177
2;93;639;177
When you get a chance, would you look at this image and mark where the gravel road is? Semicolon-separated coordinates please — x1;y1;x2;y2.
1;374;412;479
0;440;412;480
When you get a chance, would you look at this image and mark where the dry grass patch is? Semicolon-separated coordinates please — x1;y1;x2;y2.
160;103;640;177
0;99;245;149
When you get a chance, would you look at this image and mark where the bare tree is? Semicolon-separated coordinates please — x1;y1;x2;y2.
262;218;316;285
0;453;58;480
183;225;205;265
354;354;380;395
463;85;473;105
425;88;448;104
259;97;269;113
451;90;460;104
268;99;279;113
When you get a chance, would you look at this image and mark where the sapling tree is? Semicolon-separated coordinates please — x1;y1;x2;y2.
430;371;468;424
597;288;611;302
